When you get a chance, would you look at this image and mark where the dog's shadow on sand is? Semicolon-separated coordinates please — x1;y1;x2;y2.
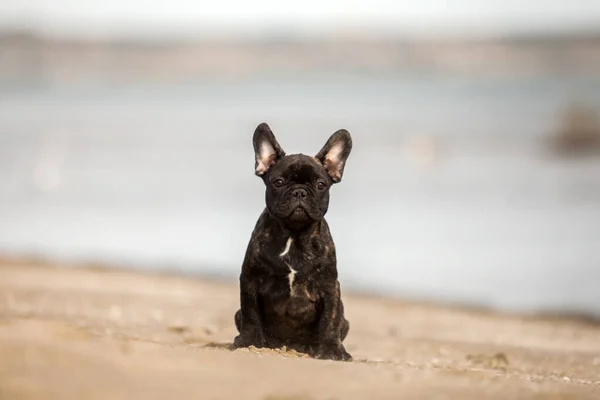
202;342;235;351
201;342;317;360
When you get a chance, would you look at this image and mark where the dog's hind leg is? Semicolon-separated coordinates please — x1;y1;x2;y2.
340;318;350;341
234;309;242;332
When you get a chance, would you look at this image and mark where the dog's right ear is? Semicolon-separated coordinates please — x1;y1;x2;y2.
253;123;286;176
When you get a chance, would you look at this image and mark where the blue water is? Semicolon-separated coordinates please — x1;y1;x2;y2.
1;76;600;317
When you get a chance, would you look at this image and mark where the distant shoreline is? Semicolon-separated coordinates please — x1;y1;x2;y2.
2;30;600;85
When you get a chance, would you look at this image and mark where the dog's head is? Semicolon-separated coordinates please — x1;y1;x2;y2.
252;122;352;230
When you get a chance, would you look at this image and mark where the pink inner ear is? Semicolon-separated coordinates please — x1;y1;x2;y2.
256;142;277;175
323;142;344;181
327;143;344;163
324;157;343;182
256;157;270;175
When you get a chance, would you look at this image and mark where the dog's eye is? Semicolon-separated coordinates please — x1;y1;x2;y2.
273;179;284;187
317;182;326;190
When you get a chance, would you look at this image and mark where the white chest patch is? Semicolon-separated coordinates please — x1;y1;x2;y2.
279;237;293;257
287;264;297;294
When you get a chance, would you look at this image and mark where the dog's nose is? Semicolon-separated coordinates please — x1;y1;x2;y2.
292;188;307;199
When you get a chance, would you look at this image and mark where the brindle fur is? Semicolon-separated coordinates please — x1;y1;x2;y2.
233;123;352;361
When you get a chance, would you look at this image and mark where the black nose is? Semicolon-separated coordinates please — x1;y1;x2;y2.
292;188;307;199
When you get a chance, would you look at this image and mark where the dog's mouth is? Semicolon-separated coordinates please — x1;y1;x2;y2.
290;206;308;218
284;205;313;222
272;198;321;228
283;206;313;230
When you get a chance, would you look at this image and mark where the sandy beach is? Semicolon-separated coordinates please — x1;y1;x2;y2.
1;259;599;399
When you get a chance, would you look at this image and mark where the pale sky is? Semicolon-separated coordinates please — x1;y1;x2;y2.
1;0;600;38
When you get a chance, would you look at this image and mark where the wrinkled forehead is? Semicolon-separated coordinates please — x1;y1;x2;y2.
275;154;327;183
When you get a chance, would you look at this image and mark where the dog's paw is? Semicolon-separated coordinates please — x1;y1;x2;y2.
316;343;352;362
233;329;266;349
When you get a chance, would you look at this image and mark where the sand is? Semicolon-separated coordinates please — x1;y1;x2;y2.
1;260;599;400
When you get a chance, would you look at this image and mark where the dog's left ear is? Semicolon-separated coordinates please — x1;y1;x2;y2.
315;129;352;183
253;122;286;176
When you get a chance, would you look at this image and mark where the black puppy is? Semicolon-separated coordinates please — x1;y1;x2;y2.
233;123;353;361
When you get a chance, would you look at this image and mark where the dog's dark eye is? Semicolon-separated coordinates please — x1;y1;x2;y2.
317;182;326;190
273;179;284;188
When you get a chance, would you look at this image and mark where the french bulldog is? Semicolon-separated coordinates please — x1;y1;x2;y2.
233;122;353;361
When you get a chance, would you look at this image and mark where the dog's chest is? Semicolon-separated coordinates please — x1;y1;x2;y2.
279;237;299;294
260;236;318;319
276;237;318;297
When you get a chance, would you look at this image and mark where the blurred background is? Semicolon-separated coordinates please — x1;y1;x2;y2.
1;1;599;318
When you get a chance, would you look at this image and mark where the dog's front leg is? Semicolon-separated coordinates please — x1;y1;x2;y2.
233;274;266;348
315;280;352;361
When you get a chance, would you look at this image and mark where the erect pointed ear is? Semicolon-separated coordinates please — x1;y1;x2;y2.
315;129;352;183
253;122;286;176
